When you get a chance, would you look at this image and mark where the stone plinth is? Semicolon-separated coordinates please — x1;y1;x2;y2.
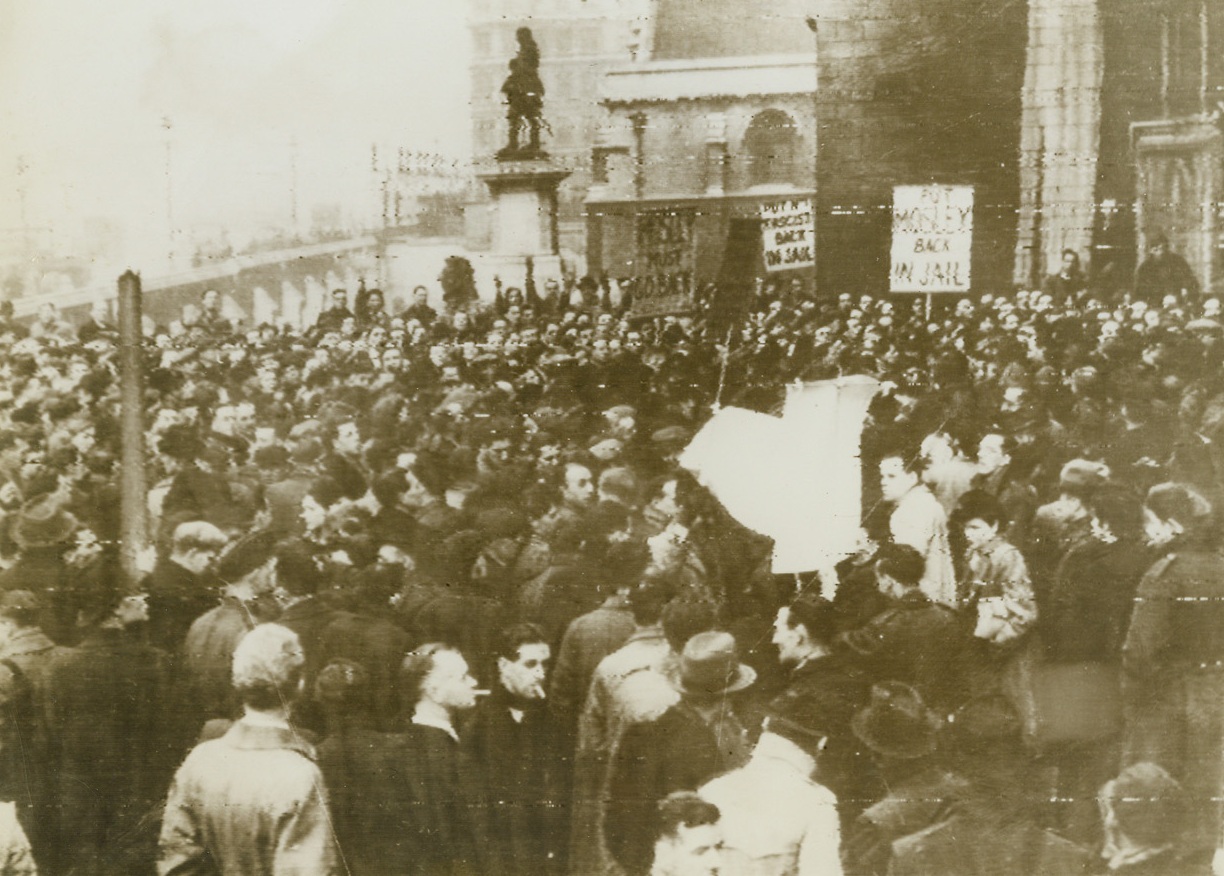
477;158;571;291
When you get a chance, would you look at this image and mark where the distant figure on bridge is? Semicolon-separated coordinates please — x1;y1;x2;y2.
402;286;438;328
77;300;118;345
355;287;390;332
196;289;234;340
499;27;546;158
1041;249;1087;302
1134;233;1199;304
27;303;75;345
315;288;354;335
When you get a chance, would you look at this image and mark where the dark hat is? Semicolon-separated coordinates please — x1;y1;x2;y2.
158;424;203;461
666;631;756;697
1106;762;1188;848
12;494;79;549
852;682;942;760
1058;459;1109;492
314;658;370;708
474;507;527;541
252;445;291;470
73;552;133;627
306;477;346;510
946;694;1023;755
1110;760;1185;806
215;530;277;581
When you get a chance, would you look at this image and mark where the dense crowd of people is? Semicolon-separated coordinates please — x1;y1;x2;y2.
0;256;1221;875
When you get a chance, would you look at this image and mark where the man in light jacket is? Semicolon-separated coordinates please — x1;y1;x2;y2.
158;623;341;875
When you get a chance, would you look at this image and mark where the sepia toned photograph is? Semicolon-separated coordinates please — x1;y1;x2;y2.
1;0;1223;873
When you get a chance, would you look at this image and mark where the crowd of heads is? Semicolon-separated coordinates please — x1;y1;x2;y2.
1;266;1221;872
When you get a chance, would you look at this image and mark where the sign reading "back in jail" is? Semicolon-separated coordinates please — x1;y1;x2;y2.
890;185;973;293
761;199;815;273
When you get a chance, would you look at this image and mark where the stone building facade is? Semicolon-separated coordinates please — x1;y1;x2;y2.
585;0;1224;299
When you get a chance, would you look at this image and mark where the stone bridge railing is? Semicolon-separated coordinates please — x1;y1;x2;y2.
13;236;382;331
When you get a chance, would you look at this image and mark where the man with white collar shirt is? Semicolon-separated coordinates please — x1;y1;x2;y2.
464;623;564;876
398;644;486;876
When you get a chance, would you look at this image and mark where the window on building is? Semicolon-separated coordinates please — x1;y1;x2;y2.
743;109;799;187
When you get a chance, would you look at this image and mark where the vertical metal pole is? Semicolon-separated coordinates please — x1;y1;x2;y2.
117;271;148;587
807;16;820;297
1160;13;1171;119
1200;1;1210;116
162;117;174;265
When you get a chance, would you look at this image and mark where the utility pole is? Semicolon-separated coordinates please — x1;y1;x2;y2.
16;156;29;255
290;134;300;235
806;15;820;298
162;117;175;266
117;270;148;587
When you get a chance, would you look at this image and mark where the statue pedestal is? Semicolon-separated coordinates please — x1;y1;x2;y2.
477;157;571;292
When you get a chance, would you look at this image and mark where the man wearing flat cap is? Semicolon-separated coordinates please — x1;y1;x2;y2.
888;695;1091;876
1122;482;1224;851
0;590;67;869
157;424;238;542
44;553;171;874
842;682;968;876
607;630;755;876
0;493;82;644
1026;458;1110;587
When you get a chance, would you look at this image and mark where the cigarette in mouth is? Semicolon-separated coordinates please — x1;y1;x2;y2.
530;683;546;699
473;689;492;696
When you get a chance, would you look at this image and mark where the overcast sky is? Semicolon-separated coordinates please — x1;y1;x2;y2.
0;0;471;264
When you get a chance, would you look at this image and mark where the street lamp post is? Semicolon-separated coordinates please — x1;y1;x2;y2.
806;15;819;297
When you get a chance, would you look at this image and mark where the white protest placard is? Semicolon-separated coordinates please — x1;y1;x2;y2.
890;185;973;292
679;376;880;578
761;198;815;273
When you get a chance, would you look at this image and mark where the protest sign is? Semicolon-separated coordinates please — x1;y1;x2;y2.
631;209;696;316
890;185;973;292
761;198;815;273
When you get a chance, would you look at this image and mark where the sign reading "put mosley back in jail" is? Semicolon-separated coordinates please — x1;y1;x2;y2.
890;185;974;293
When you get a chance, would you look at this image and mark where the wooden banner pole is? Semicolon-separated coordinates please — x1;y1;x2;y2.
117;270;148;587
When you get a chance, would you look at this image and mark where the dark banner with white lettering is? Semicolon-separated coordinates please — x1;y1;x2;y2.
631;208;696;316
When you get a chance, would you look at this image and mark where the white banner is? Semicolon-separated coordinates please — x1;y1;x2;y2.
680;376;880;577
761;198;815;273
890;185;973;292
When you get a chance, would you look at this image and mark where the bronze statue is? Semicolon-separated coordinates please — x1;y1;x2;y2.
499;27;546;158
